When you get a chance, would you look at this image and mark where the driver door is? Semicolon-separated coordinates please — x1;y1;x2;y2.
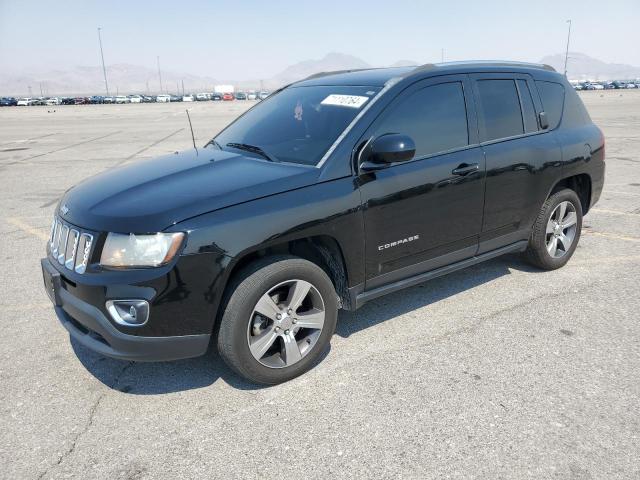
357;75;486;289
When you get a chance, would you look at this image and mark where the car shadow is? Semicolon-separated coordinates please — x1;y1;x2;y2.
71;337;332;395
335;253;540;338
71;339;262;394
72;254;538;394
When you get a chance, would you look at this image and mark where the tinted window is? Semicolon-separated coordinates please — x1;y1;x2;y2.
374;82;468;157
517;80;538;133
476;79;524;141
561;87;591;127
214;85;380;166
535;81;565;129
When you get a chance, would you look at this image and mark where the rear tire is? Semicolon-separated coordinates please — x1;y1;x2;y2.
217;255;338;385
523;188;583;270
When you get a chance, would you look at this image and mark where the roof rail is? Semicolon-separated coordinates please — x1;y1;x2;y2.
422;60;556;72
301;68;376;82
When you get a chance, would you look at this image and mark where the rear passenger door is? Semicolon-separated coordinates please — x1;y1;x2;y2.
470;73;562;253
358;75;486;289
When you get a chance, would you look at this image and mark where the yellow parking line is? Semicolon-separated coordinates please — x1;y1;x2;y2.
5;302;51;312
604;190;640;197
592;208;639;217
7;217;49;241
571;254;640;266
583;231;640;243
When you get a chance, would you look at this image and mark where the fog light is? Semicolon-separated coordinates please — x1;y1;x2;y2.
106;300;150;326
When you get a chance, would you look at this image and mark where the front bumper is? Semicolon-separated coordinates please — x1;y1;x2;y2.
42;257;210;361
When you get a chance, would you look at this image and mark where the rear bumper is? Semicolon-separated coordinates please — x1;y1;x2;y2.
43;257;210;362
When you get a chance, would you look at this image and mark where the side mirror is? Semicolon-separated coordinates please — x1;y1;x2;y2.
539;111;549;130
360;133;416;171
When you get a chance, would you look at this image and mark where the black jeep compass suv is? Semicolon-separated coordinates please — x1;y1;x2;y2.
42;61;605;384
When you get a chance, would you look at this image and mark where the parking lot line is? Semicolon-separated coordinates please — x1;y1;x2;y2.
571;254;640;266
583;230;640;243
9;130;123;164
0;132;57;145
6;217;49;241
592;208;640;217
5;302;51;312
604;190;640;197
113;128;185;167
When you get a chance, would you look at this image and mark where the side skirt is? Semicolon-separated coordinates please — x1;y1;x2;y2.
350;240;528;310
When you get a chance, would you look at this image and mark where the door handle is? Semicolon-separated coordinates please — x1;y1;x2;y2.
451;163;479;176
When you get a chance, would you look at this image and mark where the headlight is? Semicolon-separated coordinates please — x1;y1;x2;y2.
100;232;185;268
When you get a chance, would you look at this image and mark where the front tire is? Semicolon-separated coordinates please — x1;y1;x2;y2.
523;188;583;270
217;256;338;385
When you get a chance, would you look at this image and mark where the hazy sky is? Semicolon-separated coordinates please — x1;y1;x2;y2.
1;0;638;79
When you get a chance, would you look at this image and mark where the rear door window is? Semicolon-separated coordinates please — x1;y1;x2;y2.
535;81;565;129
517;80;538;133
476;79;524;141
374;82;469;158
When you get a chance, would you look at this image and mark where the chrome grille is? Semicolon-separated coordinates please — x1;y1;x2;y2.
48;217;94;274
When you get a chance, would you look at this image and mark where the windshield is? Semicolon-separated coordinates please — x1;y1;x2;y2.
212;85;381;166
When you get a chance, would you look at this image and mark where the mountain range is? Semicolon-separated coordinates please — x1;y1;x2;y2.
1;52;638;96
540;52;640;80
0;53;418;96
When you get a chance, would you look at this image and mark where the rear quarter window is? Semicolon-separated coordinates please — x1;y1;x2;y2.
535;81;565;129
561;87;592;127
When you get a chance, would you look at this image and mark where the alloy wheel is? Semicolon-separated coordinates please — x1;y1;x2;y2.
546;200;578;258
247;279;325;368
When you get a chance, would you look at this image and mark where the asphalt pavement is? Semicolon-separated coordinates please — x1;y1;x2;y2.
1;92;639;479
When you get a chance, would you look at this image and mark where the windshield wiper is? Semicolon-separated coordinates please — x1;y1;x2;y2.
226;142;279;163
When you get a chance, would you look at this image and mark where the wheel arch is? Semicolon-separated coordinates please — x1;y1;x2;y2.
219;235;352;320
548;173;592;214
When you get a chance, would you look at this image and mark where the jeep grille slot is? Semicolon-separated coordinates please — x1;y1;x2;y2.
49;217;94;274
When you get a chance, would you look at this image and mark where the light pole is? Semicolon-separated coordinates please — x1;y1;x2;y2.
563;19;572;77
157;56;164;93
97;27;110;96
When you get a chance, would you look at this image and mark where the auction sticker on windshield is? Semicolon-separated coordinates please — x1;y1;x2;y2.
321;94;369;108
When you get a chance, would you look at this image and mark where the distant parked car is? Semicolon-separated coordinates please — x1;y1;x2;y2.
247;91;257;100
182;94;194;102
142;95;155;103
74;97;90;105
31;97;48;106
89;96;104;104
0;97;18;106
102;96;114;104
612;81;627;89
222;92;234;101
170;95;182;102
156;94;171;103
61;97;75;105
195;93;209;101
17;97;33;106
258;91;270;100
603;82;615;90
115;96;129;104
235;91;247;100
626;83;637;89
46;97;61;105
129;95;143;103
211;93;223;101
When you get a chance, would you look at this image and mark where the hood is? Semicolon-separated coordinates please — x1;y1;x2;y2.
58;148;320;233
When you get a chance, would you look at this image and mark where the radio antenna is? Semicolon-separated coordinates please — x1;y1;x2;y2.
186;109;197;151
